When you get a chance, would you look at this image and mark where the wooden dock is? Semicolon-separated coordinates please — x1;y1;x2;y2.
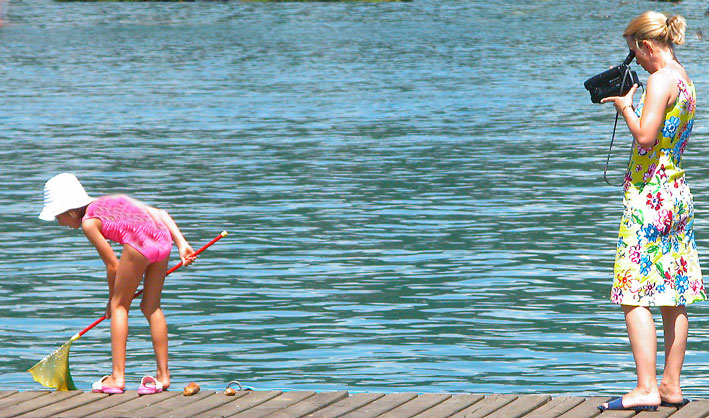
0;390;704;418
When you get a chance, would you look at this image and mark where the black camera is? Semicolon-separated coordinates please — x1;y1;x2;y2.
584;51;642;103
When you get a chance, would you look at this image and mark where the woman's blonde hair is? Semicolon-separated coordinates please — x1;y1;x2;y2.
624;11;686;46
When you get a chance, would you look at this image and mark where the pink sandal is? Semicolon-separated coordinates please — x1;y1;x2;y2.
138;375;164;395
91;375;125;394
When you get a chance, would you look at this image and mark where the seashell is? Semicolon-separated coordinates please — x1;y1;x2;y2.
183;382;200;396
224;380;242;396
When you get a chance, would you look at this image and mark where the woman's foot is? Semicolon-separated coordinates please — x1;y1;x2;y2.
600;388;661;410
659;383;684;405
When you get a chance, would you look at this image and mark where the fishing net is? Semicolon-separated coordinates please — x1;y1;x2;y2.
28;335;78;391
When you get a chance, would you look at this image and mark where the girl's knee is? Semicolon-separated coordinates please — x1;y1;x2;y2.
140;301;162;318
111;296;132;312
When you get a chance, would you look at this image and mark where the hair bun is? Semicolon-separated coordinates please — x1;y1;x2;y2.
665;15;687;45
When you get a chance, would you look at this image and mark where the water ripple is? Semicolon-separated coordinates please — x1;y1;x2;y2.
3;0;709;397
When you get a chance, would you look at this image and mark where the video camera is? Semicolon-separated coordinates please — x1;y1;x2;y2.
584;51;642;103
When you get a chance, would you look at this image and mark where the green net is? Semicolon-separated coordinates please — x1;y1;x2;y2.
28;339;77;391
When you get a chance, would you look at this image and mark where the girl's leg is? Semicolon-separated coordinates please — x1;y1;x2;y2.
659;305;688;404
141;255;171;389
602;305;661;408
105;245;150;389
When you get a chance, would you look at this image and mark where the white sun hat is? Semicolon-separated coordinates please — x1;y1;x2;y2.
38;173;95;221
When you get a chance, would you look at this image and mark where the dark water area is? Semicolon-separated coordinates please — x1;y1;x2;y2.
2;0;709;396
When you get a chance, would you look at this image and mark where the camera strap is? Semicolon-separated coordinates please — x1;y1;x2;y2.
602;113;633;187
602;66;638;187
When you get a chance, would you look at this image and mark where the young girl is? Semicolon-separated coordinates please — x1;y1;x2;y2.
598;12;703;412
39;173;195;394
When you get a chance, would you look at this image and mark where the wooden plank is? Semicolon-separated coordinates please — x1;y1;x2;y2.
0;391;50;410
596;411;635;418
199;390;283;417
8;390;708;418
305;392;385;418
635;405;679;418
448;394;518;418
15;392;108;418
95;390;182;418
229;391;316;418
0;391;19;401
157;391;250;418
130;390;214;417
379;394;451;418
0;392;52;418
1;391;82;418
485;394;551;418
56;391;140;418
557;396;629;418
662;400;709;418
340;393;419;418
266;391;349;418
412;394;484;418
522;396;586;418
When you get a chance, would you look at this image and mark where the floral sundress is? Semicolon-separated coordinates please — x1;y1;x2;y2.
611;72;705;306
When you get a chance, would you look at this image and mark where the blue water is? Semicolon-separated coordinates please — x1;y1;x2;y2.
2;0;709;397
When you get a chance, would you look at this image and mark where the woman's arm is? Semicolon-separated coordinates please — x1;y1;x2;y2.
602;71;676;147
82;217;118;317
145;206;195;265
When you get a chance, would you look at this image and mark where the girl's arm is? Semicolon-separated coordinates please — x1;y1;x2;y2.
601;71;675;147
82;218;119;317
145;206;195;265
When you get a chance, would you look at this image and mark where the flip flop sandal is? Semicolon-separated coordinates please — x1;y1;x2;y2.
660;398;691;408
598;397;658;412
138;375;164;395
91;375;125;394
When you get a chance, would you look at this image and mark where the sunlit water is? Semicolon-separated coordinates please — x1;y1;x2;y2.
2;0;709;397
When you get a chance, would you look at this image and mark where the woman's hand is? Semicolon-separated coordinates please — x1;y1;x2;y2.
105;300;111;319
600;83;639;113
179;244;196;266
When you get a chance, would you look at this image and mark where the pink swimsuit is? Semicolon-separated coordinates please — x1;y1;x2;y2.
83;195;173;263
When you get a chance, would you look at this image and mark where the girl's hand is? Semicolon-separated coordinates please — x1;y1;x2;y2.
105;300;111;319
179;244;196;266
600;84;639;113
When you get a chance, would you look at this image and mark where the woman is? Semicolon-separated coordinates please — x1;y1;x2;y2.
598;11;703;412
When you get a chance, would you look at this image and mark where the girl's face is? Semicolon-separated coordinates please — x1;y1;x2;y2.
56;210;81;229
625;36;651;72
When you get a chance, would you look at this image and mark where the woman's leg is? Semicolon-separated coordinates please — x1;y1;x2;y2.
621;305;662;406
659;305;688;404
105;245;150;389
602;305;662;408
141;255;171;389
